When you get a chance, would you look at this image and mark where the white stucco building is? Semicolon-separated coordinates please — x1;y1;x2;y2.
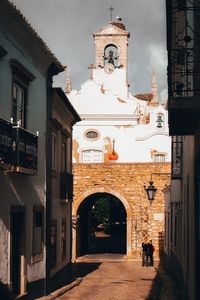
67;19;171;261
68;20;171;164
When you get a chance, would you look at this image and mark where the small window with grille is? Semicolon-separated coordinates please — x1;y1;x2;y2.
154;154;165;162
151;150;167;162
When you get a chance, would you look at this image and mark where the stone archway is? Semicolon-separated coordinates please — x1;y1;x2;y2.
72;187;133;261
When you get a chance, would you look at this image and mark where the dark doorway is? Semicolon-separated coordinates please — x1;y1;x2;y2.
77;193;126;256
10;209;25;296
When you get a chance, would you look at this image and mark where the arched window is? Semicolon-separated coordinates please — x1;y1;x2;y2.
104;44;118;67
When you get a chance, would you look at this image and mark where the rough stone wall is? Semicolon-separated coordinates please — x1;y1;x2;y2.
0;221;8;283
72;162;171;258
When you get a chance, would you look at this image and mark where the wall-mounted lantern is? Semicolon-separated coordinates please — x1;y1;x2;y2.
144;181;157;204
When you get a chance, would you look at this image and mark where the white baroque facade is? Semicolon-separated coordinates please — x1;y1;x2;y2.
68;20;171;164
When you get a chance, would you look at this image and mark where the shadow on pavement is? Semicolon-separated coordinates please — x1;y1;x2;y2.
46;261;101;297
146;271;162;300
71;260;164;300
71;262;101;281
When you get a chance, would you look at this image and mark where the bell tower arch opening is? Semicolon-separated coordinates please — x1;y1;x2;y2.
93;21;130;71
76;192;128;257
104;44;119;67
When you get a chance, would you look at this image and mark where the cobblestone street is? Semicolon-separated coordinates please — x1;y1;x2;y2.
56;255;163;300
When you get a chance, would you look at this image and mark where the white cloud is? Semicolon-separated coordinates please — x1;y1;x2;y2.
148;44;167;71
159;88;168;103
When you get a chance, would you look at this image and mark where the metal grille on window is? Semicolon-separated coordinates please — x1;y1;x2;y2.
167;0;200;98
155;154;165;162
172;135;183;178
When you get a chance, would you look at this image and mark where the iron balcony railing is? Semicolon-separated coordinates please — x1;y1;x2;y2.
0;118;38;174
0;118;12;168
12;126;38;173
166;0;200;98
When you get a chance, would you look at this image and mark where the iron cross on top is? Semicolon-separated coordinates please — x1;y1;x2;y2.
109;6;114;21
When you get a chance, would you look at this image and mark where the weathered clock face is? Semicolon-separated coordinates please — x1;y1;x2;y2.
104;63;115;74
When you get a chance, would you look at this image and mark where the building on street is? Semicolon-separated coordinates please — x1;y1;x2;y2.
0;0;80;298
67;18;171;261
165;1;200;299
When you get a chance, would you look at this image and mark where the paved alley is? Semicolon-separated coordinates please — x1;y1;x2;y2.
56;255;162;300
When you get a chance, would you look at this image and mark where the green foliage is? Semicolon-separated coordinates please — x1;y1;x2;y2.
92;197;110;225
91;197;126;226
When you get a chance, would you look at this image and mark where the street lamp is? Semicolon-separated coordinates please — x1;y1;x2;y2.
144;181;157;204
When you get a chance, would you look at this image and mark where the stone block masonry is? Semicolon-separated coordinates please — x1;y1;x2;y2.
72;162;171;259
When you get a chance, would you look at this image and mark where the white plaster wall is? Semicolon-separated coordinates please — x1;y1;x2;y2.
93;68;128;99
135;133;171;162
0;27;47;284
72;109;171;163
69;66;171;164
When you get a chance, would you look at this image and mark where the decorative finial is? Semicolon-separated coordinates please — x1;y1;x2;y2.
150;69;159;104
109;6;114;21
88;63;95;80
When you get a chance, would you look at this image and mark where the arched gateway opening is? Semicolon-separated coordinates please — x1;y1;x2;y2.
75;192;130;258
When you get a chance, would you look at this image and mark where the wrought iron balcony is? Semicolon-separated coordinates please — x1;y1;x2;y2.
172;136;182;179
166;0;200;134
60;172;73;201
0;117;38;174
12;126;38;174
0;118;12;169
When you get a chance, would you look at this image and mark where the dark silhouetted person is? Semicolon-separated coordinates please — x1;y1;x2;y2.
147;240;155;266
141;241;148;267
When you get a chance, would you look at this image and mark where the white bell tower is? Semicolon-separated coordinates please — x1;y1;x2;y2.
92;17;130;99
